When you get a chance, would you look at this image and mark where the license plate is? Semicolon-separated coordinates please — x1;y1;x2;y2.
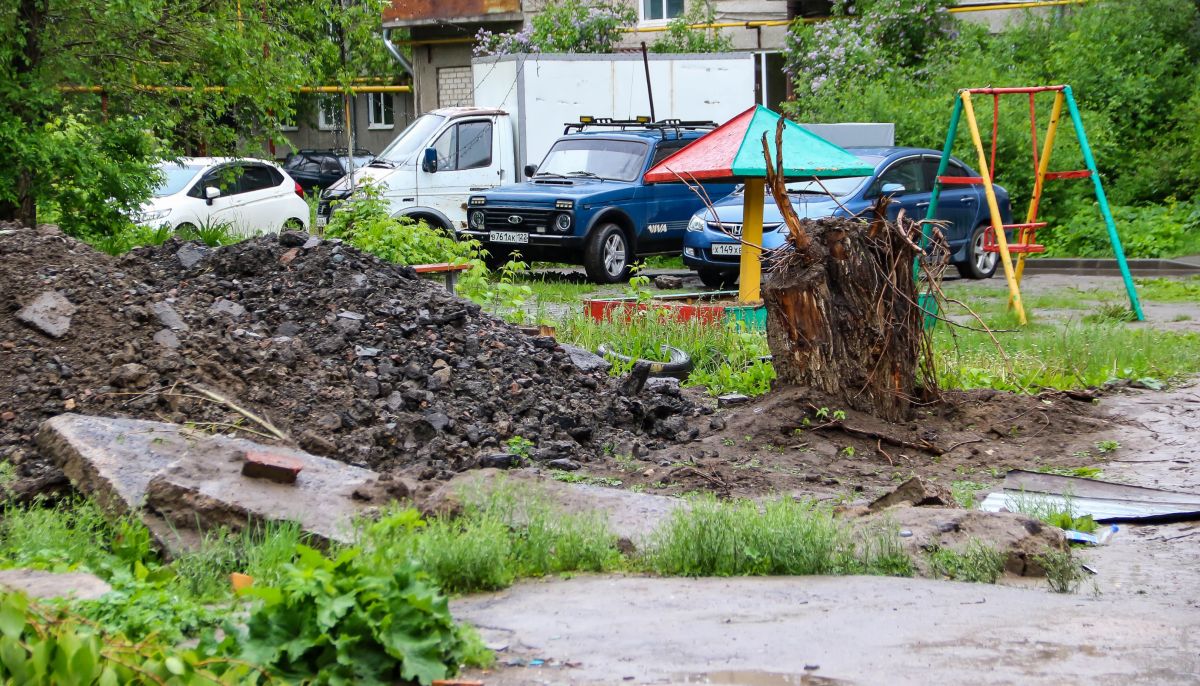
316;215;328;228
490;231;529;244
711;243;741;256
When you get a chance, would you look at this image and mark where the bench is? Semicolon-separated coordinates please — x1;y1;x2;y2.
412;262;473;294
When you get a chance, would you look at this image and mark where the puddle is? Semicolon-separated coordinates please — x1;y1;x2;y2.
676;671;850;685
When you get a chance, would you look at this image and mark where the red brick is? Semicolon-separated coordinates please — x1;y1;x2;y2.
240;450;303;484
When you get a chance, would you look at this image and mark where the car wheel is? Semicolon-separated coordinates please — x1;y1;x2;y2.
175;223;198;240
956;223;999;279
283;218;305;230
584;223;630;284
697;268;737;290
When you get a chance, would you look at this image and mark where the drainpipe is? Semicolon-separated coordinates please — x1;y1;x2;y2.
383;28;415;120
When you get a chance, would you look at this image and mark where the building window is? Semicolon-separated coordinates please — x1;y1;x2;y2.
368;93;394;129
318;95;342;131
641;0;684;22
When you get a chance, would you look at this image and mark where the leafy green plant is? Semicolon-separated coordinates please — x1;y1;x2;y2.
179;219;240;247
1008;491;1099;534
505;435;534;460
486;254;535;321
1034;549;1086;594
0;593;255;684
950;480;988;509
85;221;173;255
1095;440;1120;454
927;540;1005;583
240;544;481;685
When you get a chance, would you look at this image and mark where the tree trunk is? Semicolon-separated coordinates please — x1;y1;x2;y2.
2;0;47;226
762;214;932;423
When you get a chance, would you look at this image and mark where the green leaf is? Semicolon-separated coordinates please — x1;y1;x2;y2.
0;595;27;639
164;655;186;675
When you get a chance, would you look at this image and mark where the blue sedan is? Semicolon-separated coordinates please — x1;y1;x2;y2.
681;147;1014;289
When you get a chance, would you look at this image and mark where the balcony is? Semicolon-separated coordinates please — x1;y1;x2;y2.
383;0;523;28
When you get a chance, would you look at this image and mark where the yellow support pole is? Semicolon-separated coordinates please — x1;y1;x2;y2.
1015;91;1064;289
738;178;765;304
961;92;1028;324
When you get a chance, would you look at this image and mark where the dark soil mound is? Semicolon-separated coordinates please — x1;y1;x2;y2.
0;225;700;494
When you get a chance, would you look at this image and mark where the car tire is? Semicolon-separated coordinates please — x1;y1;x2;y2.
956;223;999;279
175;223;198;239
583;223;631;284
697;269;737;290
283;218;305;230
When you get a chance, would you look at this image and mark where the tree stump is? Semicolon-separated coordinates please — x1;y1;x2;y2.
762;214;933;423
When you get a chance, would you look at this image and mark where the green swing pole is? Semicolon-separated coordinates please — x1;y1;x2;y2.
1063;85;1145;321
915;95;964;282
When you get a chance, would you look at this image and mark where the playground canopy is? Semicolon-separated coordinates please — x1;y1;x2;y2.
644;105;873;303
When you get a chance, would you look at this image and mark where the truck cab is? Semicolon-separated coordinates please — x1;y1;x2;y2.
318;107;516;231
462;119;734;283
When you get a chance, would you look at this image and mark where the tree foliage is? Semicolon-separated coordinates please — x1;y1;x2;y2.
782;0;1200;253
0;0;392;235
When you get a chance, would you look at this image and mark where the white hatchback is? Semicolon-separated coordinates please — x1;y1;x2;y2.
133;157;310;236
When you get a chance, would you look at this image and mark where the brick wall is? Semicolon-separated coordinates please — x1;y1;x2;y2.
437;66;475;107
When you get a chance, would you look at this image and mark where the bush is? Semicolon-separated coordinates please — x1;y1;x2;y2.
650;2;733;54
475;0;635;56
240;545;479;685
1045;198;1200;258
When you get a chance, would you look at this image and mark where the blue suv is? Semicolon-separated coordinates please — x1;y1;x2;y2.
463;120;735;283
682;147;1014;288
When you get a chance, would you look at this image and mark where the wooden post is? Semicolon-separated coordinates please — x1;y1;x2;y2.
739;178;765;303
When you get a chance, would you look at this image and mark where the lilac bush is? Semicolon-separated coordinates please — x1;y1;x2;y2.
474;0;636;57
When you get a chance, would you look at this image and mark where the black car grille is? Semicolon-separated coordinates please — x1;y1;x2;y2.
481;207;557;233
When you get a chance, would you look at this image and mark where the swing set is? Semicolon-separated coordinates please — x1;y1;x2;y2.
924;84;1144;325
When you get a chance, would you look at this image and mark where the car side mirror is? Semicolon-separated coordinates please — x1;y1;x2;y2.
523;164;537;178
881;183;906;196
204;186;220;205
421;148;438;173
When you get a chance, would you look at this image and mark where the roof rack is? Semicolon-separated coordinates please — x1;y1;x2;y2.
562;117;718;139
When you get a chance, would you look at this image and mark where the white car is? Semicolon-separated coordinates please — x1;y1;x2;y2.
133;157;310;236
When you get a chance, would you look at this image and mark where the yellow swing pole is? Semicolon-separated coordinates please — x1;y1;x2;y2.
961;92;1027;325
738;178;765;304
1015;91;1065;290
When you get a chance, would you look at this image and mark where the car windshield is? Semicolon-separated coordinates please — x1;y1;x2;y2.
784;176;870;197
154;164;204;197
536;139;648;182
341;155;375;170
377;114;446;163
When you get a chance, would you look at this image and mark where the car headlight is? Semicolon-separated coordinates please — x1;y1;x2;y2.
469;210;486;229
133;208;171;224
687;215;706;232
554;213;572;231
469;196;486;206
555;199;573;210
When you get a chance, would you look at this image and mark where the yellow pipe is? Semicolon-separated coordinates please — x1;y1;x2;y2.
59;85;411;94
962;91;1027;324
739;178;765;304
1014;90;1064;290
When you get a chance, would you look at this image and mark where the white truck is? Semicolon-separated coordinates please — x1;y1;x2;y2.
317;52;759;231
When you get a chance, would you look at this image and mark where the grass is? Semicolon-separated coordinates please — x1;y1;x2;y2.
927;540;1005;583
554;311;775;397
642;494;913;578
1007;490;1099;534
950;480;989;509
934;322;1200;391
1135;276;1200;302
1034;549;1087;594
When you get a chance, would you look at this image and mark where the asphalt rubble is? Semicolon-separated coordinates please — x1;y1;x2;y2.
0;223;702;501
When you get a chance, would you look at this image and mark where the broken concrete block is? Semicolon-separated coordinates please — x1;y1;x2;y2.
175;244;208;269
241;449;303;484
153;329;181;349
717;393;750;407
16;290;77;338
0;569;111;601
869;477;954;511
150;301;188;331
561;344;611;374
38;414;381;546
209;298;245;318
654;274;684;289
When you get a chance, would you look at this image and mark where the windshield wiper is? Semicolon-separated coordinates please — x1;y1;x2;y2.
566;171;599;178
788;189;833;196
368;158;396;168
534;171;566;178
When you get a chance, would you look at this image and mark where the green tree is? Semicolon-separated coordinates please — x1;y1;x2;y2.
0;0;391;235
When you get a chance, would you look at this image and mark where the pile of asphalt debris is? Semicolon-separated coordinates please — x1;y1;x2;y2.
0;223;702;495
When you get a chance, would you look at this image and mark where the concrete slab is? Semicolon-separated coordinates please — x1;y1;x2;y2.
16;290;76;338
0;569;112;601
37;414;380;545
